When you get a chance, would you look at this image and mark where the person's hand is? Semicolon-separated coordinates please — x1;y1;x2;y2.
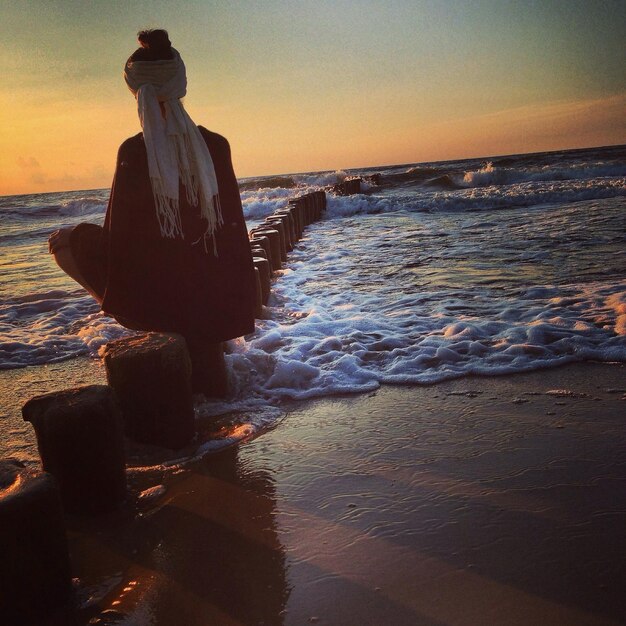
48;228;72;254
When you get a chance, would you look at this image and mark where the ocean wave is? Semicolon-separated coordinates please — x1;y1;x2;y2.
239;176;296;191
325;194;399;217
460;161;626;188
0;305;132;369
423;174;460;190
219;279;626;400
0;286;134;369
2;196;108;221
382;166;440;185
0;204;63;220
216;197;626;400
324;177;626;217
241;187;293;220
434;177;626;211
59;197;107;217
294;170;349;187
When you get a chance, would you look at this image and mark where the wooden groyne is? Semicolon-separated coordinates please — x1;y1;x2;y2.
3;174;379;621
248;174;382;305
331;174;380;195
249;190;326;280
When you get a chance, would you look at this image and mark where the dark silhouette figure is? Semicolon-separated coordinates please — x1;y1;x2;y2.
49;30;255;394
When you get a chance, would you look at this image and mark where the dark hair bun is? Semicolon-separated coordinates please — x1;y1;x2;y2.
138;29;171;50
132;29;173;61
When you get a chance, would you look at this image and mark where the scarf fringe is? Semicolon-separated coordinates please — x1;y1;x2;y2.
152;178;184;238
152;177;223;244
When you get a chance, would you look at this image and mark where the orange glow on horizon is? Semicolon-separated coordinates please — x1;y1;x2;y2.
2;91;624;197
2;2;624;196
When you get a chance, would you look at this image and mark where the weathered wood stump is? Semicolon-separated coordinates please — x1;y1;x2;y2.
287;199;305;236
250;244;267;259
346;178;361;194
250;234;274;273
297;198;308;232
332;178;361;195
314;190;326;217
310;193;319;221
275;208;297;245
253;267;263;318
263;218;288;259
253;256;271;305
304;194;315;223
298;196;312;226
251;228;281;272
0;459;72;622
277;213;295;248
102;333;195;448
265;216;292;251
22;385;127;514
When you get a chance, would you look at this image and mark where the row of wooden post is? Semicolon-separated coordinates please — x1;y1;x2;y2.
1;176;377;622
249;190;327;316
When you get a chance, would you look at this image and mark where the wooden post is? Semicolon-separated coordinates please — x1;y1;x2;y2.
249;234;273;273
266;215;292;250
262;220;288;261
186;340;229;399
253;267;263;318
288;199;305;237
275;208;297;245
253;256;271;304
305;194;315;223
250;229;281;272
102;333;196;448
0;460;72;622
22;385;127;513
251;245;267;259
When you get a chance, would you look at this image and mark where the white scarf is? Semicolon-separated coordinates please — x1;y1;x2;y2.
124;49;222;245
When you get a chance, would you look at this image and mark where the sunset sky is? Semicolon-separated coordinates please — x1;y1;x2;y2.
1;0;625;196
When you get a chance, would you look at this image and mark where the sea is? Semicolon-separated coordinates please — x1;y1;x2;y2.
1;144;625;420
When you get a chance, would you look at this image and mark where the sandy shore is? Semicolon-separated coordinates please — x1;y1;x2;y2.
5;361;625;625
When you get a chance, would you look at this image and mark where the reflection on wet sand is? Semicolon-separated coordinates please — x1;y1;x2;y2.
68;447;288;626
265;364;626;625
40;363;626;626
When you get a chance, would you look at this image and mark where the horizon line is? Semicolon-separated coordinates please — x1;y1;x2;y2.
2;141;624;200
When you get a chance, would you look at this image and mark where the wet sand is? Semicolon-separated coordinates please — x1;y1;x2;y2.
8;361;626;625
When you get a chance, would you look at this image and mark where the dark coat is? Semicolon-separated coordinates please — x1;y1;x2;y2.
100;127;255;342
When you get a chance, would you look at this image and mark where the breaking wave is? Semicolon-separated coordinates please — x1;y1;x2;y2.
460;161;626;188
324;177;626;217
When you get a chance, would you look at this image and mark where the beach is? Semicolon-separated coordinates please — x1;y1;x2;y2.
6;360;618;625
1;145;625;624
3;1;625;622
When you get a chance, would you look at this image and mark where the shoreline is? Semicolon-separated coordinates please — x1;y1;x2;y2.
3;141;624;199
7;360;623;625
2;355;625;466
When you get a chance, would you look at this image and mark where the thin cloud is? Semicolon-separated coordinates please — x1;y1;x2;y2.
17;156;41;170
414;93;626;159
16;156;46;184
435;93;626;130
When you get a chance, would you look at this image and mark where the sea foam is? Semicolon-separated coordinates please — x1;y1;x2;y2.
1;146;624;404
